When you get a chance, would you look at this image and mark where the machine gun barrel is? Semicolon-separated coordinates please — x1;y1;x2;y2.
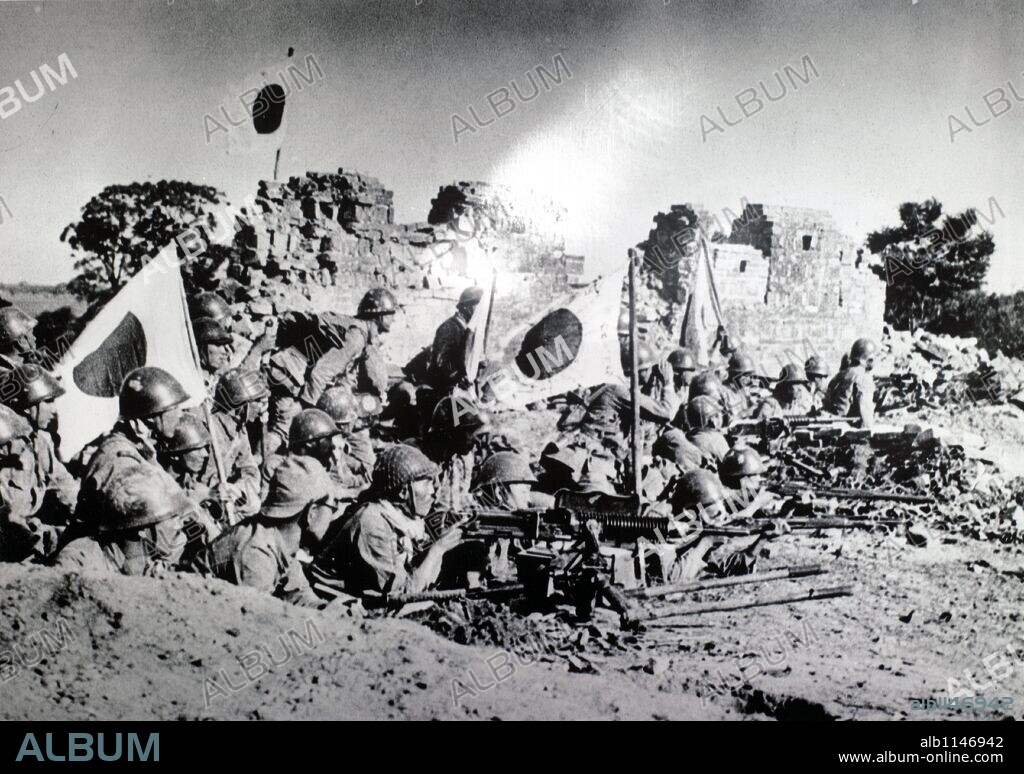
776;484;931;503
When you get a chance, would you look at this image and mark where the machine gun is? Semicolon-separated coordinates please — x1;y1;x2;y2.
726;414;859;446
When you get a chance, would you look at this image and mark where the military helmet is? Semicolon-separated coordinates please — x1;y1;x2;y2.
850;338;878;363
0;404;32;445
728;351;755;377
371;444;439;495
357;288;399;318
672;469;725;510
720;446;766;481
317;386;359;426
119;367;190;420
0;365;65;409
162;414;211;455
667;348;697;372
193;316;233;346
632;341;657;371
688;371;722;402
288;408;340;450
686;395;724;430
457;286;484;308
472;452;537;491
430;394;487;435
214;368;269;410
190;291;231;322
0;307;36;346
777;363;808;384
804;356;829;378
98;462;194;533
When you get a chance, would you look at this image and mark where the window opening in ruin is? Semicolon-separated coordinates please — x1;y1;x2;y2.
802;234;813;250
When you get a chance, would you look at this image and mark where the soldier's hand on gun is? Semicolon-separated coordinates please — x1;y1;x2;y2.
434;526;463;552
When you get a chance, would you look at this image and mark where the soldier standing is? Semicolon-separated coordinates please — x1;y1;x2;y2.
427;286;483;395
823;339;878;428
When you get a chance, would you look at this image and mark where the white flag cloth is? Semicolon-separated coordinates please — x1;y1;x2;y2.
682;240;722;367
52;262;206;460
483;267;627;411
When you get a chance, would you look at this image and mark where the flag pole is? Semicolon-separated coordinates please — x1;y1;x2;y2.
627;248;642;497
177;272;236;525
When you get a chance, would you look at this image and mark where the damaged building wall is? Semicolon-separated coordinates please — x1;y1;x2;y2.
221;170;583;368
640;202;885;373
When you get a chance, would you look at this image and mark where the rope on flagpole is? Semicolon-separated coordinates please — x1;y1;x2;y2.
177;272;237;525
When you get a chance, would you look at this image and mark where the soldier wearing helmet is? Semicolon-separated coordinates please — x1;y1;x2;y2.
669;468;728;536
317;385;375;490
720;351;764;421
754;364;813;418
680;395;730;468
54;462;209;576
203;456;329;607
719;446;767;493
804;356;830;411
665;348;698;416
0;306;38;369
0;405;41;561
207;368;267;513
425;286;484;398
823;338;878;428
0;366;78;545
192;316;234;388
316;444;462;596
298;287;397;406
423;394;489;509
74;367;190;529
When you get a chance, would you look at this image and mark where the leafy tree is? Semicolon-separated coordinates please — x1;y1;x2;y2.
61;180;233;306
868;198;995;330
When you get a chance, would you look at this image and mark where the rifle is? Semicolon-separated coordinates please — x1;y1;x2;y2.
775;483;932;504
752;515;907;530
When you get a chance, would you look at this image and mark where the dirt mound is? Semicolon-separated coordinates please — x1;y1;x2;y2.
0;565;727;721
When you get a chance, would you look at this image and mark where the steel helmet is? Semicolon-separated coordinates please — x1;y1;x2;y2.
671;469;725;510
633;341;658;371
667;348;697;372
472;452;537;491
0;404;32;445
288;408;340;450
317;386;359;426
850;338;878;364
214;368;269;410
720;446;766;481
688;371;722;402
189;292;231;322
119;367;190;420
0;365;65;409
357;288;399;318
0;307;36;346
371;444;439;495
457;286;484;308
686;395;724;430
777;363;808;384
430;394;487;435
804;356;829;378
162;414;211;455
728;351;755;377
193;316;233;346
98;462;194;533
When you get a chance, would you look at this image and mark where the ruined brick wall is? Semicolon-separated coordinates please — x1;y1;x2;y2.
224;171;583;367
640;202;885;372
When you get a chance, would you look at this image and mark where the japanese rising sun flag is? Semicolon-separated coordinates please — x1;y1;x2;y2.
52;260;207;460
482;267;627;410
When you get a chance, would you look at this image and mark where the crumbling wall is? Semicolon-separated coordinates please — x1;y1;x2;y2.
640;202;885;372
224;171;583;367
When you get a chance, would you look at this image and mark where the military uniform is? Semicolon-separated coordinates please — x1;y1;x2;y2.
824;365;875;424
204;517;321;606
427;313;472;393
754;390;813;418
299;320;388;405
687;428;730;467
75;424;157;525
1;430;78;521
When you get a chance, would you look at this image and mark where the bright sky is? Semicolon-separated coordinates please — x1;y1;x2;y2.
0;0;1021;289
